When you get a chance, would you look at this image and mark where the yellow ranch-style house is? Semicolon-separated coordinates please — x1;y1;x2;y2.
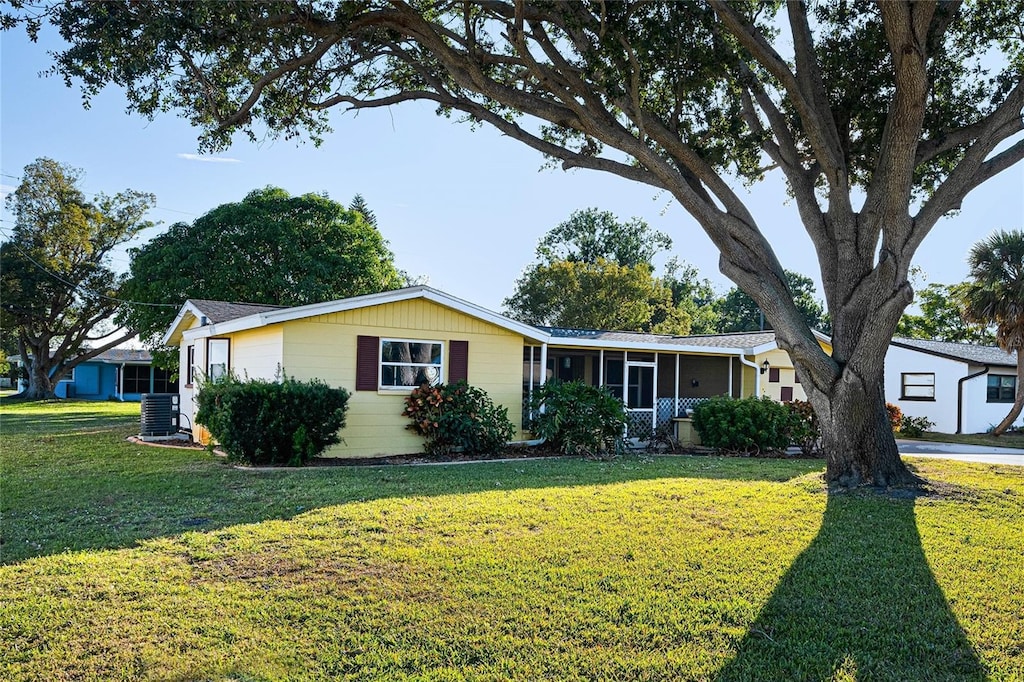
163;286;829;458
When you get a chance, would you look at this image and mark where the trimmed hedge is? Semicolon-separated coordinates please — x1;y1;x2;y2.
692;395;801;455
402;381;515;457
527;380;627;457
195;373;349;466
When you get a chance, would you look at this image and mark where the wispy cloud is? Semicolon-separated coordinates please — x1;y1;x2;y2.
177;153;242;164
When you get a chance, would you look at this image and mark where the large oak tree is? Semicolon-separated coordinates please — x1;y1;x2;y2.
119;186;404;360
0;158;156;399
12;1;1024;486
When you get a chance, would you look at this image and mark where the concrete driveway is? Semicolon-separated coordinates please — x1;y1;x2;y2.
897;439;1024;466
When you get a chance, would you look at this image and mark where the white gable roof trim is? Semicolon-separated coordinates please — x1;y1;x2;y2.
171;286;551;345
166;285;794;358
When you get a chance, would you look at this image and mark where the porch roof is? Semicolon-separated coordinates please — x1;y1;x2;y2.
537;327;780;355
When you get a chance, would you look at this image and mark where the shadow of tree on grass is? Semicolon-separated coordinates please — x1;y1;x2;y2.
715;490;986;681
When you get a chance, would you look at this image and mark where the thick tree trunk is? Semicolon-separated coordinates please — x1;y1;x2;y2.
813;362;921;488
24;358;57;400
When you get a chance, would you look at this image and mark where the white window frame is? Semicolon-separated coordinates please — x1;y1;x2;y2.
900;372;935;401
379;338;444;390
207;338;230;382
57;366;76;382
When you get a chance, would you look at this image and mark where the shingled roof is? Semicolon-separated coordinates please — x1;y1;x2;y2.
539;327;779;351
891;337;1017;368
188;299;287;324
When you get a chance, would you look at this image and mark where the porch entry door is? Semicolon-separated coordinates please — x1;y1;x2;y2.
625;361;656;438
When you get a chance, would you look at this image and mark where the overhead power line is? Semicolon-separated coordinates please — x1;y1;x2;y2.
0;227;180;309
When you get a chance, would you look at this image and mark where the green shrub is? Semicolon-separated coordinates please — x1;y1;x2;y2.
196;372;349;466
788;399;821;457
402;381;515;457
898;414;934;438
527;380;627;457
691;395;799;455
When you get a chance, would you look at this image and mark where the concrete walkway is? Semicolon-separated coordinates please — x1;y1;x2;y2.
897;439;1024;466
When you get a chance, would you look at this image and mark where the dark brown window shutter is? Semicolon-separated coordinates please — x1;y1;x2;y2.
449;340;469;383
356;335;379;391
768;367;780;383
780;386;794;402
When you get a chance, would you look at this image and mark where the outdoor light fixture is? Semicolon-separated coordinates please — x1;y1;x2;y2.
562;357;572;369
760;360;771;375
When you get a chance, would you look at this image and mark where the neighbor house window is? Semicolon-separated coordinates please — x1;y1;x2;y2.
901;373;935;400
379;339;442;389
152;367;177;394
207;339;230;382
987;375;1016;403
123;365;150;394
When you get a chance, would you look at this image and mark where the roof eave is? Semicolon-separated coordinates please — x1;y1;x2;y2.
174;287;553;344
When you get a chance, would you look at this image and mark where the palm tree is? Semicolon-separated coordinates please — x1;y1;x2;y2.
958;229;1024;435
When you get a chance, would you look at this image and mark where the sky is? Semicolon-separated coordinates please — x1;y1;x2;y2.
2;25;1022;316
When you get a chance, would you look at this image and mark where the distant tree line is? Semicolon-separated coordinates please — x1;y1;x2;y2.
503;208;829;336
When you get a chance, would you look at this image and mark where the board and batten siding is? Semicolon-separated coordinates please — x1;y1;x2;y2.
280;298;526;457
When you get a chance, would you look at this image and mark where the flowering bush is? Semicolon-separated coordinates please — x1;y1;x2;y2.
886;403;903;431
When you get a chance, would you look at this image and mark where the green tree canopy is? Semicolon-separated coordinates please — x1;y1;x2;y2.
896;283;996;345
661;257;722;335
504;258;689;335
120;186;404;354
15;0;1024;485
0;158;156;399
716;271;828;334
957;229;1024;435
348;193;377;228
535;208;672;269
505;210;689;333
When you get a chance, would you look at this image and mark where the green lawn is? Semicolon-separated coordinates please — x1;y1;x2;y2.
1;401;1022;681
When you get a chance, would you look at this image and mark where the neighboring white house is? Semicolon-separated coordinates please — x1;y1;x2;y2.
884;338;1021;434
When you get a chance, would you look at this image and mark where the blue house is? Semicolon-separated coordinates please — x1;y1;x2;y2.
13;349;177;401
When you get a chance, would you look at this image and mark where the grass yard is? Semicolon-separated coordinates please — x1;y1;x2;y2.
1;401;1022;681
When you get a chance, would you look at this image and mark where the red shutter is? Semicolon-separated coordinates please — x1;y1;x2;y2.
449;340;469;383
356;335;379;391
780;386;794;402
769;367;780;383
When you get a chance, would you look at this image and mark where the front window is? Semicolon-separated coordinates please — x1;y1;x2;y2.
987;375;1017;403
380;339;442;389
901;373;935;400
207;339;230;382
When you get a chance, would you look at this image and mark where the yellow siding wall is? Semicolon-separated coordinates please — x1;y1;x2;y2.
280;298;525;457
738;362;756;398
755;338;831;402
230;326;284;380
756;348;808;402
